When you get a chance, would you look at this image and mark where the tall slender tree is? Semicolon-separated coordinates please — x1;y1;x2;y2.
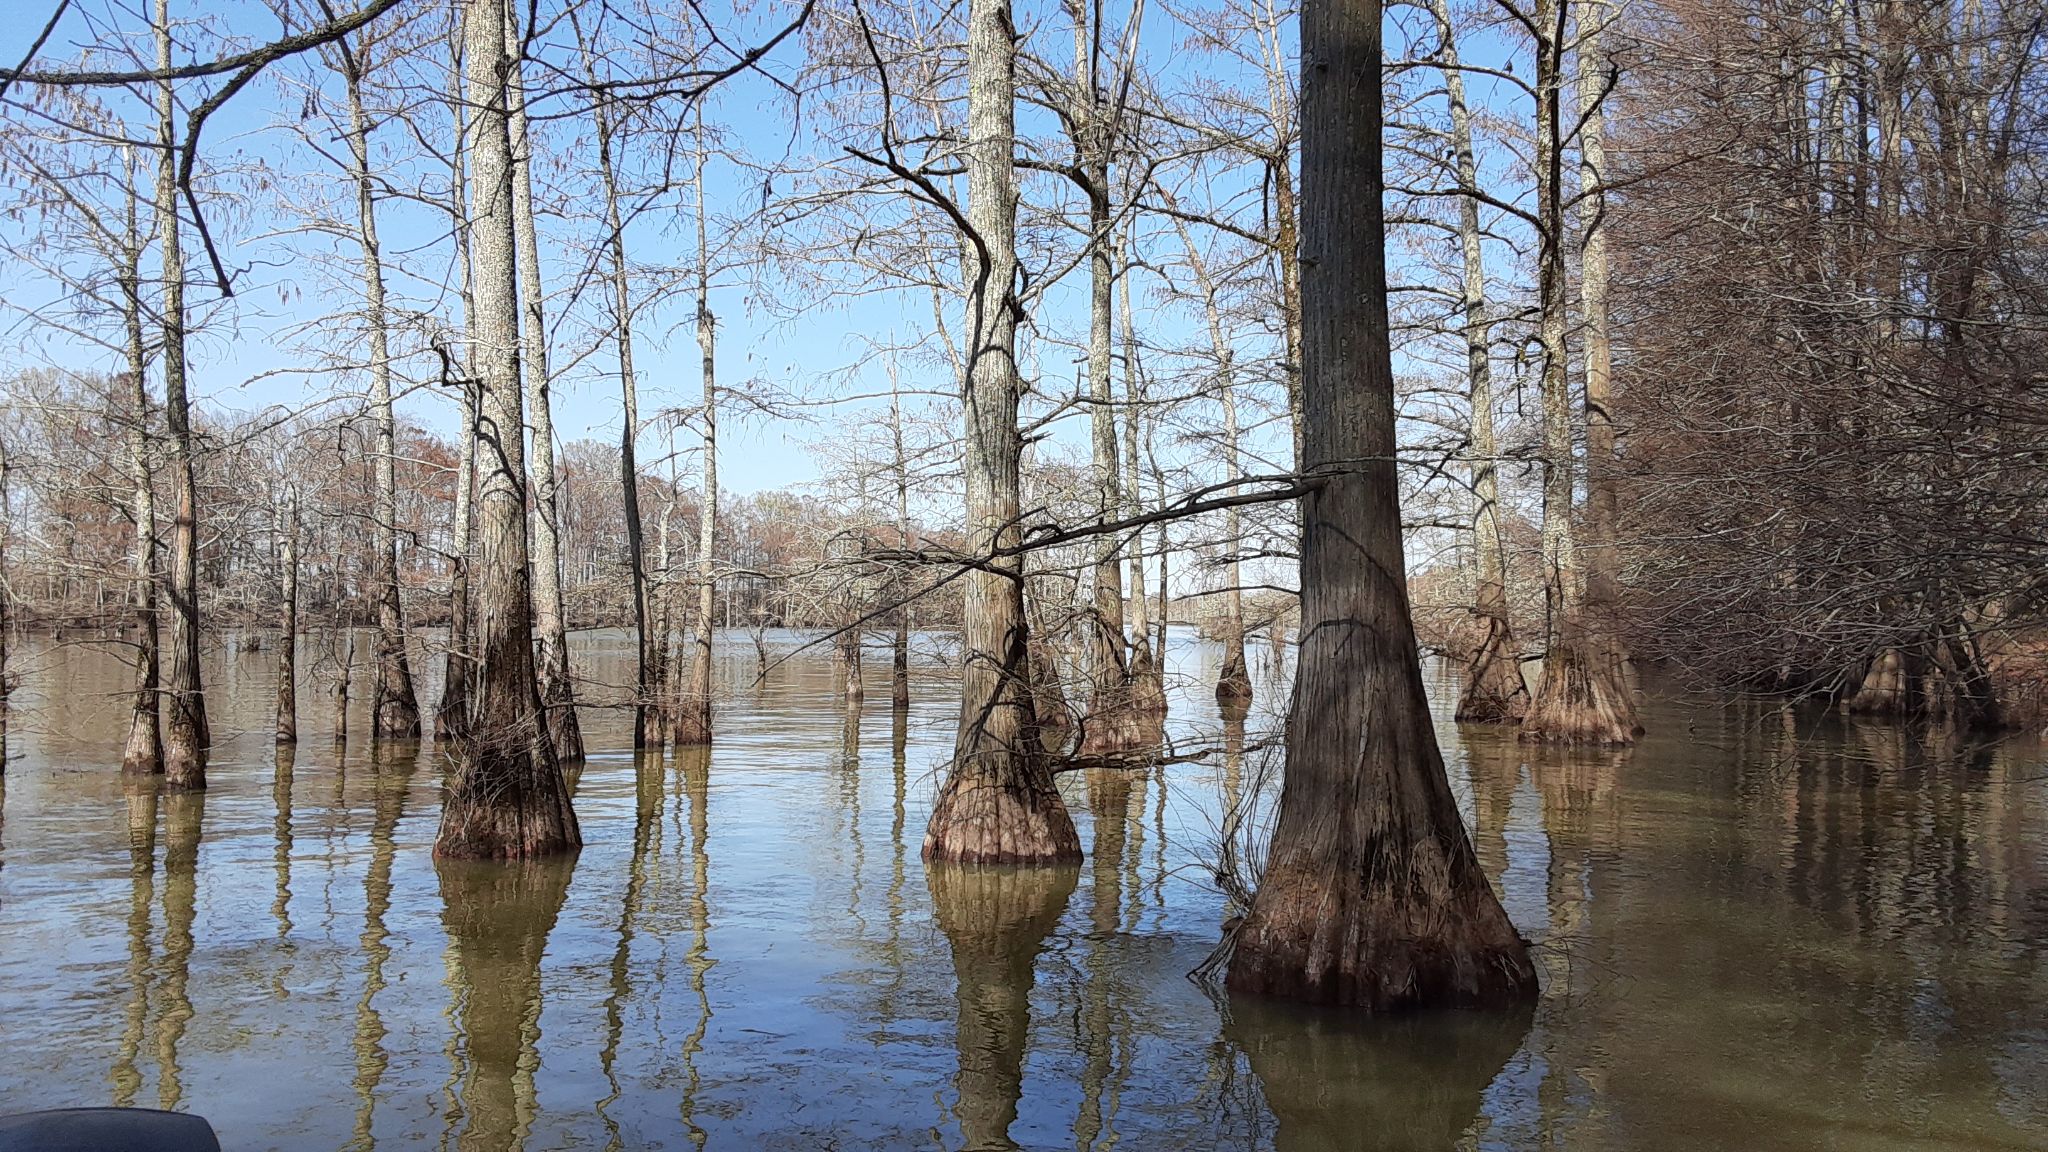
674;121;719;748
505;3;584;764
335;23;422;739
1429;0;1528;724
154;0;208;791
922;0;1082;865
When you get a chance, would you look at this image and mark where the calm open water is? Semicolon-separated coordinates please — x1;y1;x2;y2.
0;627;2041;1150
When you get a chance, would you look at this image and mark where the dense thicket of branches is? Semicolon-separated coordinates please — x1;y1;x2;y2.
1611;0;2048;726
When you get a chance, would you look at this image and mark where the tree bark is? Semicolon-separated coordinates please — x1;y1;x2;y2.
1224;0;1536;1010
1430;0;1529;724
1064;0;1143;761
435;0;581;859
275;487;298;745
335;40;422;741
673;125;718;748
1167;211;1254;705
155;0;207;791
1116;250;1167;723
504;4;583;765
1521;0;1638;745
119;172;163;774
923;0;1082;866
435;37;476;746
889;367;912;710
588;78;655;749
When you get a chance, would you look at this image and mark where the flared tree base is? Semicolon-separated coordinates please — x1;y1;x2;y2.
373;689;423;741
122;715;163;777
545;701;586;765
1226;858;1538;1011
1075;687;1165;763
672;697;712;747
1521;639;1638;745
435;731;582;860
923;752;1082;866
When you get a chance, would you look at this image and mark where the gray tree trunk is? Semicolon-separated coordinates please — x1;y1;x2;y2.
1430;0;1529;724
922;0;1081;865
120;156;163;776
155;0;207;791
340;38;422;740
673;126;718;747
275;488;298;745
1521;0;1638;744
434;0;580;859
504;5;584;764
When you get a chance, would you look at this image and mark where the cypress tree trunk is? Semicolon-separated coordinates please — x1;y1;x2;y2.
435;41;477;746
275;488;298;745
435;0;581;859
889;370;912;711
1224;0;1536;1010
1431;0;1529;724
1521;0;1638;745
1066;2;1143;760
339;41;422;741
923;0;1082;865
590;86;654;750
1116;249;1167;723
119;179;163;774
673;126;718;748
504;4;584;765
155;0;207;791
1167;211;1254;706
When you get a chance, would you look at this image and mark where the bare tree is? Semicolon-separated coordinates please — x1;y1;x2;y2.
922;0;1082;865
434;0;580;859
1225;0;1536;1010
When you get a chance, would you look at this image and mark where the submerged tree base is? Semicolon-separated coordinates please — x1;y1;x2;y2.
1456;615;1529;724
436;724;582;860
672;698;712;747
1075;690;1164;763
1226;858;1539;1011
923;752;1082;866
1521;638;1638;745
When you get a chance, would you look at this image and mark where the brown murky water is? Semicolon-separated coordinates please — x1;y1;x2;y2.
0;628;2042;1150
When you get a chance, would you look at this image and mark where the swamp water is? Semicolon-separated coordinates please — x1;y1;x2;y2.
0;628;2042;1150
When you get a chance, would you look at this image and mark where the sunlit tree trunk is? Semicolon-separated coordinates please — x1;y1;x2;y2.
504;5;583;765
435;35;477;746
340;36;422;740
922;0;1082;865
1225;0;1536;1010
1521;0;1638;745
588;82;655;749
154;0;207;791
435;0;580;859
674;126;718;748
1117;251;1166;722
1168;213;1253;705
119;165;163;774
275;487;298;745
1065;0;1142;760
889;366;912;710
1430;0;1528;724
